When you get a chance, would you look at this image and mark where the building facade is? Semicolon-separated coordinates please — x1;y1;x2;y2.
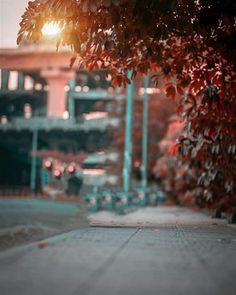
0;43;124;196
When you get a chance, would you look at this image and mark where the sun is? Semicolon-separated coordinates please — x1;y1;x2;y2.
41;22;61;37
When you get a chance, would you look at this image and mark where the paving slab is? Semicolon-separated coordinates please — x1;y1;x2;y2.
0;219;236;295
0;206;236;295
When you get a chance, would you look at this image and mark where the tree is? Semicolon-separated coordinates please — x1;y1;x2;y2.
18;0;236;210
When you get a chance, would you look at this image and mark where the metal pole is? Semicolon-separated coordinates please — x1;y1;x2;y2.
123;71;134;193
141;75;149;191
68;79;75;121
30;128;38;194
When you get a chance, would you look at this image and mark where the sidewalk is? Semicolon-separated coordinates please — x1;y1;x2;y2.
0;206;236;295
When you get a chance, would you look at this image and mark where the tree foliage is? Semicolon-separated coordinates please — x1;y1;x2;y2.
18;0;236;208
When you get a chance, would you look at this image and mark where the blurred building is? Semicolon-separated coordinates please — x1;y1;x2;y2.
0;43;124;196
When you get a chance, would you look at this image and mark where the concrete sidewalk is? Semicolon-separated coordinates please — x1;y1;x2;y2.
0;206;236;295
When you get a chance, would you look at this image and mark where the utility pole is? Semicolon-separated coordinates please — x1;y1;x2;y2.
141;75;149;192
123;71;134;193
30;128;38;194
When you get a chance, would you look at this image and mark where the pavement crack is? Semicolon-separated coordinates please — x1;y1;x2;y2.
71;228;140;295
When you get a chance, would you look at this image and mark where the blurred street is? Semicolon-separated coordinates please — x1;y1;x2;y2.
0;198;88;250
0;204;236;295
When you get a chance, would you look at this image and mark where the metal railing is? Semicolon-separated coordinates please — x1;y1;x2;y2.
0;116;120;131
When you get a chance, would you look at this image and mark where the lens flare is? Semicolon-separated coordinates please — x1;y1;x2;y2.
42;22;61;37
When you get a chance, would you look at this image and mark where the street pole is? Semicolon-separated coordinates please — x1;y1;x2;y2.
123;71;134;193
68;79;75;121
30;128;38;194
141;75;149;192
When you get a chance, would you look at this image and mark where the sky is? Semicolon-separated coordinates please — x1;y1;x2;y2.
0;0;29;48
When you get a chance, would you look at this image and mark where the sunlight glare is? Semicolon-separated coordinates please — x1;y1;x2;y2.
42;22;61;37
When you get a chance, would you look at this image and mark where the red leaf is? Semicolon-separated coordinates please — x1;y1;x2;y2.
17;31;24;45
177;85;184;96
179;75;191;88
166;85;176;99
169;143;179;155
70;56;76;68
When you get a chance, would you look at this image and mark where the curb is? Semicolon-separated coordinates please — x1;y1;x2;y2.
0;228;89;262
89;219;228;228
